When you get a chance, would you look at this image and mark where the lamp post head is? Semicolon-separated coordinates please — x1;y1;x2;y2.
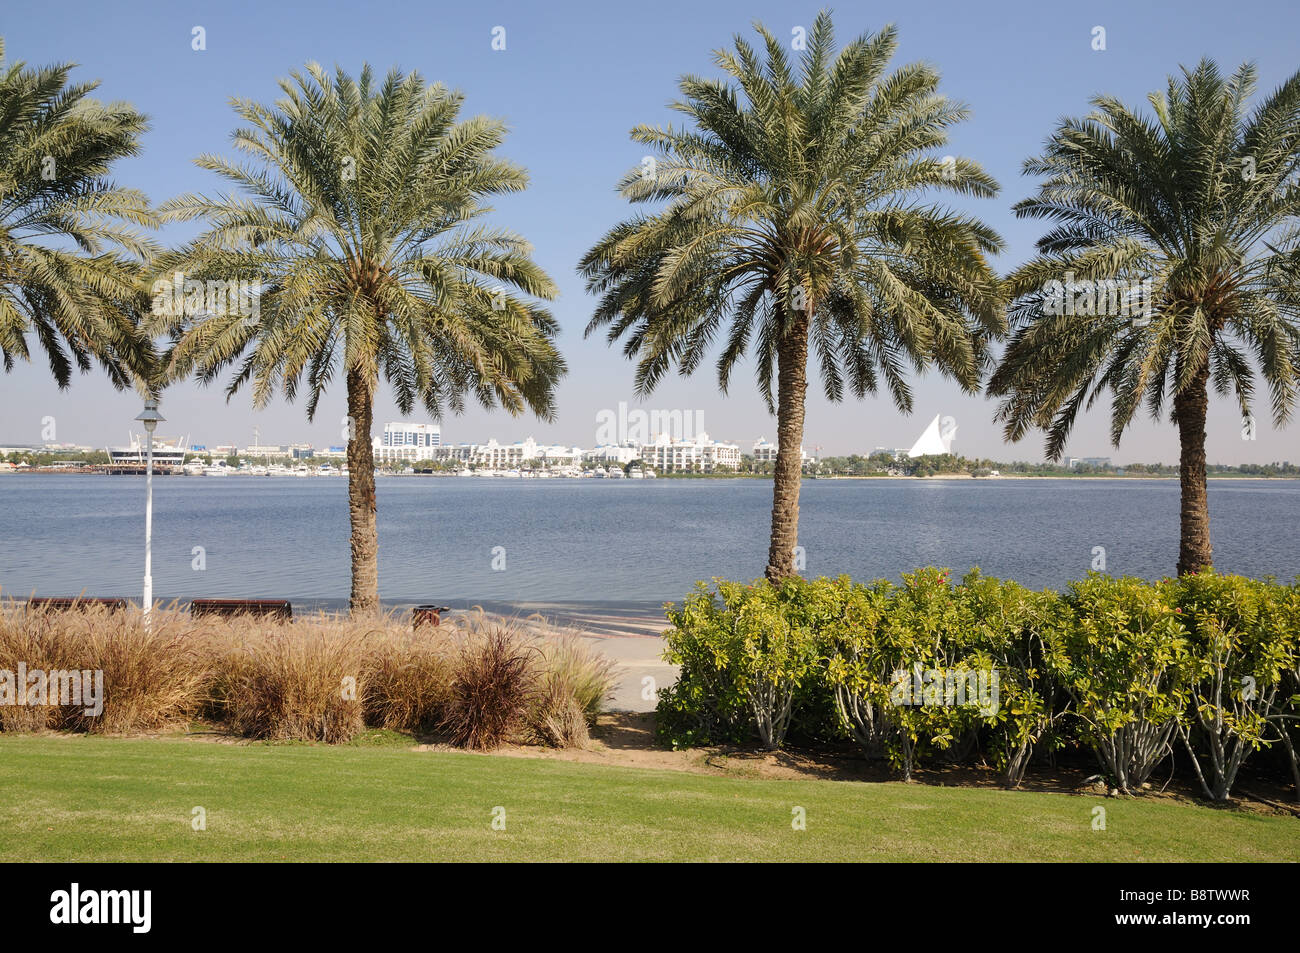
135;398;165;435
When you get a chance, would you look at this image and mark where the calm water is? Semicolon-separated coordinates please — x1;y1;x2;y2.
1;475;1298;608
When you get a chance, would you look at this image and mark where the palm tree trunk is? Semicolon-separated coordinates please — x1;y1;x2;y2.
345;367;380;613
765;310;810;583
1174;360;1212;575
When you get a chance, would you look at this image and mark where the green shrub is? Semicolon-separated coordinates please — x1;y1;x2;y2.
656;583;761;748
956;571;1066;788
657;578;822;749
659;569;1298;802
824;577;902;761
1277;651;1300;800
1172;572;1299;800
879;569;986;776
1030;574;1187;793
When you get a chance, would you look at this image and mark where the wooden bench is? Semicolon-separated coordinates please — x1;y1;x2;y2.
26;597;129;612
190;598;292;622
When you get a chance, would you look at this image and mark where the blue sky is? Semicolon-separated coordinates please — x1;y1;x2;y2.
2;0;1299;463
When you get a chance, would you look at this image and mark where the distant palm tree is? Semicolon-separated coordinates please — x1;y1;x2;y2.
156;63;565;612
0;38;156;389
990;60;1300;575
580;15;1005;581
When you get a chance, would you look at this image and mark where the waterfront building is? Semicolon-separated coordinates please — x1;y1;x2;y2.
372;422;437;463
469;437;534;469
372;421;441;463
752;437;808;464
534;444;584;466
583;443;641;466
407;437;582;469
639;432;740;472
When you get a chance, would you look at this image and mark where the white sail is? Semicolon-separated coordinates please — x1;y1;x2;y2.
907;414;955;457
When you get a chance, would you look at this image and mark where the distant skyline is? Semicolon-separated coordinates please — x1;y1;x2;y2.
2;0;1299;464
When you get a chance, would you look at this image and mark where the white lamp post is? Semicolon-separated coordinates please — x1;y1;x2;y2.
135;398;164;620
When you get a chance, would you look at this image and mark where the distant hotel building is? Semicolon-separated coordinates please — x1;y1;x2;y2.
752;437;810;464
413;432;738;472
166;421;748;473
372;422;441;464
584;443;641;466
420;436;583;469
640;432;740;472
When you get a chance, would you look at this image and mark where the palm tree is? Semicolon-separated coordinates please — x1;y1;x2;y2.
0;38;157;388
155;63;565;613
580;15;1005;581
989;60;1300;575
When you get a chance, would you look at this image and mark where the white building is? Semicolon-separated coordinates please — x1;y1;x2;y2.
410;437;582;470
373;422;442;464
640;432;740;472
583;443;642;466
751;437;808;465
470;437;536;469
535;444;583;466
356;430;748;473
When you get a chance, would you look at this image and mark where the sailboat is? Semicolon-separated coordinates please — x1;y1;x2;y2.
907;415;955;458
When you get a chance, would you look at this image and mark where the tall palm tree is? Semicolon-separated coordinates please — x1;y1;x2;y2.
990;60;1300;575
580;15;1005;582
0;38;156;388
155;63;565;613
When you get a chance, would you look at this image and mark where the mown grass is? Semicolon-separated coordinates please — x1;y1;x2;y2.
0;735;1295;861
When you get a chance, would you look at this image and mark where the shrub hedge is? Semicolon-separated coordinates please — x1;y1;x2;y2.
657;569;1300;800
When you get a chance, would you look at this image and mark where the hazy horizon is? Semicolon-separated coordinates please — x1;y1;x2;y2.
3;0;1299;465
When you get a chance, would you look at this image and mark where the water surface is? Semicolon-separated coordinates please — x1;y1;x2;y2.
1;475;1296;608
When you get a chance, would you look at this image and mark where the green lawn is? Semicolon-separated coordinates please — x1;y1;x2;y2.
0;734;1294;861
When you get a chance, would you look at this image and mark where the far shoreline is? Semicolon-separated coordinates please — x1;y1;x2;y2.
2;470;1298;481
